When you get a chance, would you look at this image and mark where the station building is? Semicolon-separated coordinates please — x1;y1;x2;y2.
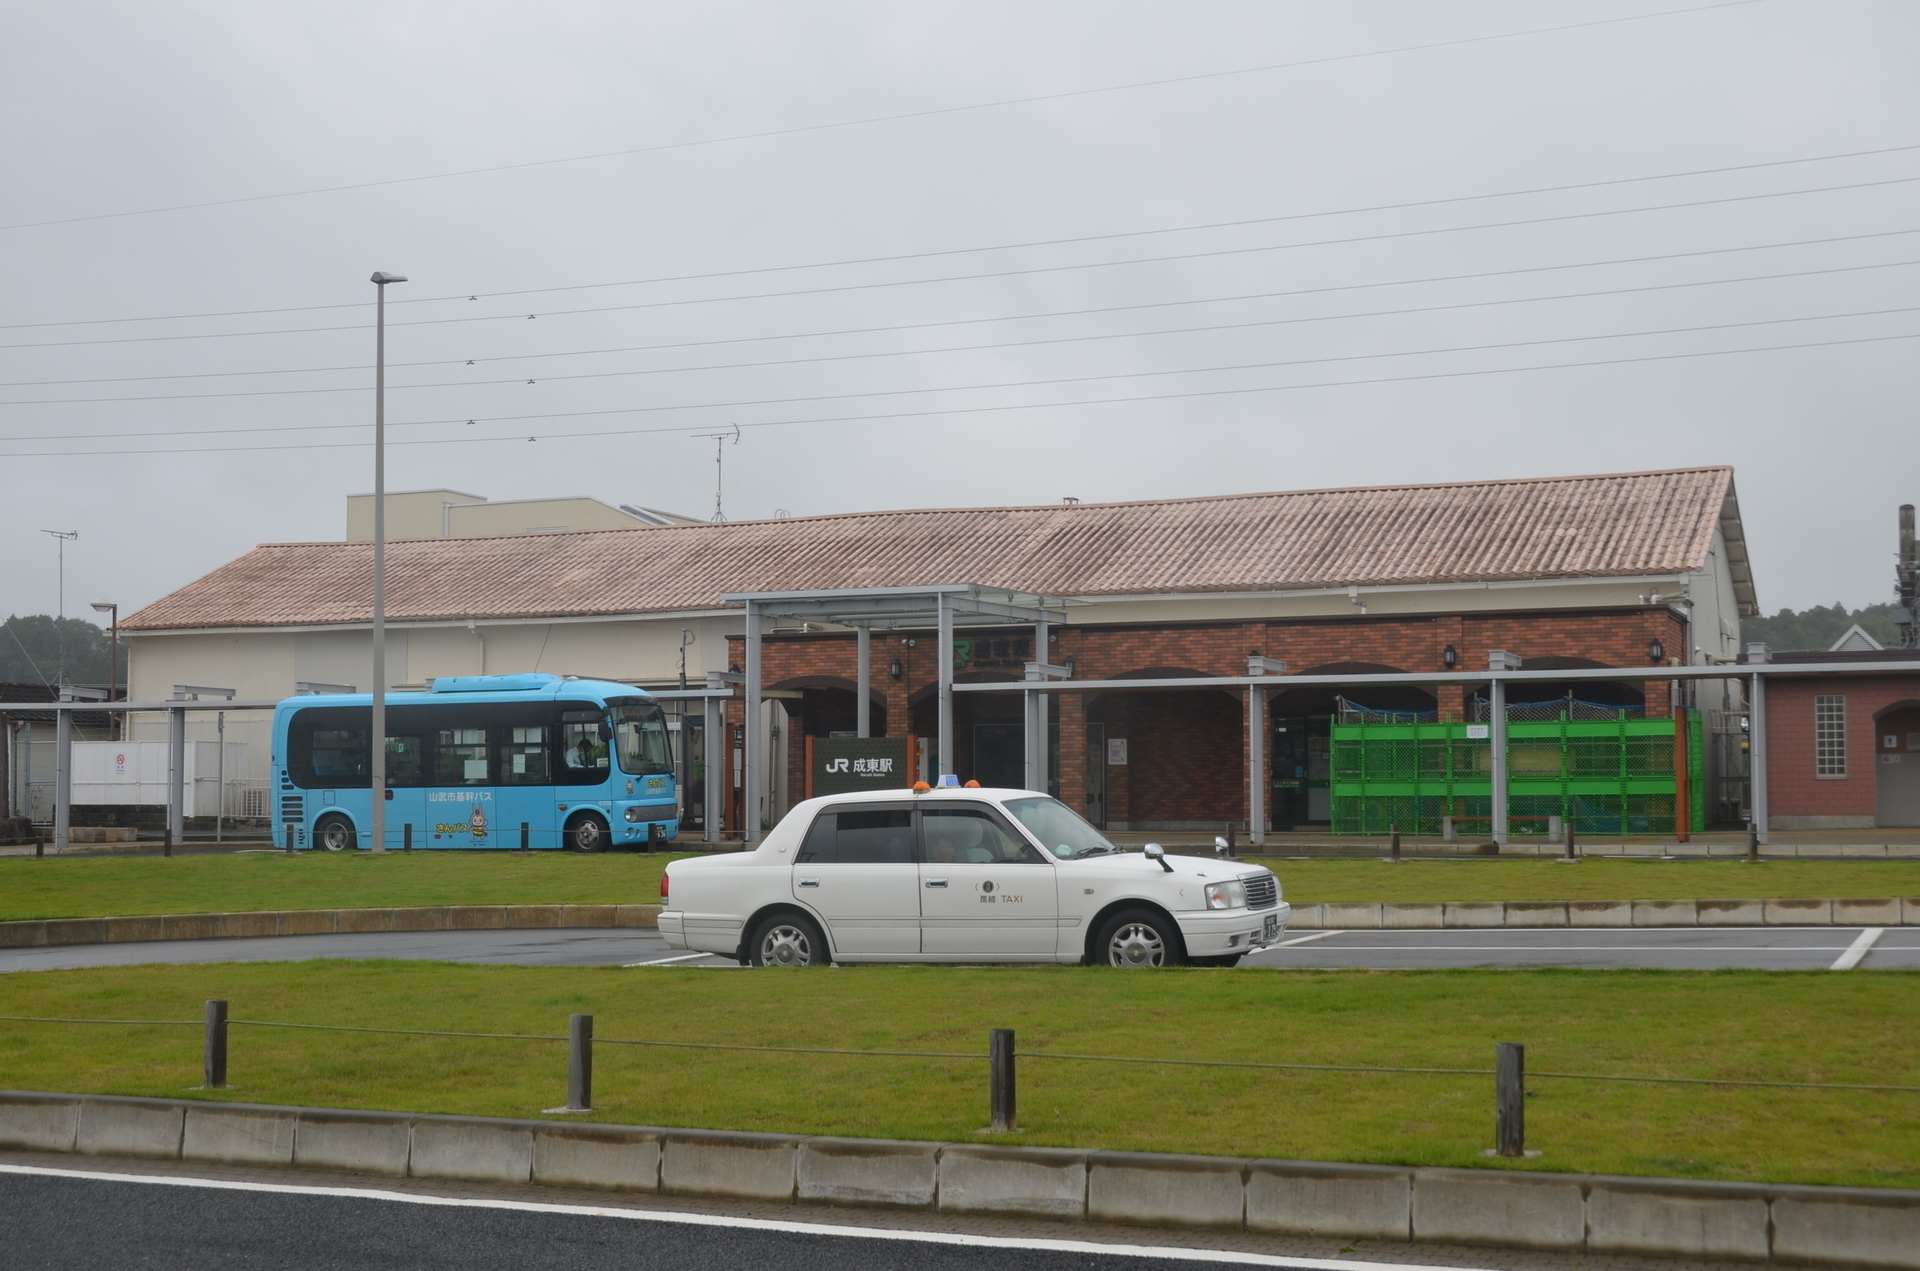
110;466;1758;835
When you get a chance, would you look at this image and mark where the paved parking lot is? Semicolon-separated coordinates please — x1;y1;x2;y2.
3;925;1912;972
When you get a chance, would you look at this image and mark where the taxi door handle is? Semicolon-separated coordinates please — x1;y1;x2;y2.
925;878;949;888
797;878;820;888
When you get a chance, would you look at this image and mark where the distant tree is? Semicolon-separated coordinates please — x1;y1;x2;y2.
1740;602;1904;653
0;615;127;687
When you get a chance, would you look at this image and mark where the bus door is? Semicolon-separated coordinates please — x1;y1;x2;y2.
497;714;559;849
380;708;428;849
427;719;498;848
557;707;616;843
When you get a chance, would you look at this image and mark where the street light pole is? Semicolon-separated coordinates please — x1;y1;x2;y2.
369;271;407;854
90;602;118;741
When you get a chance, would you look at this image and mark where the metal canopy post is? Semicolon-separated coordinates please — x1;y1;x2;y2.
1247;685;1265;846
167;705;185;843
1749;670;1769;845
1246;657;1284;847
53;695;72;853
936;592;954;780
743;599;762;840
855;625;871;739
1033;616;1049;792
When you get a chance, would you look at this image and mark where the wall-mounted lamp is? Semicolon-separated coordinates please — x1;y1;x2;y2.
889;658;903;680
901;637;917;649
1442;644;1457;669
1648;638;1665;663
1062;656;1076;678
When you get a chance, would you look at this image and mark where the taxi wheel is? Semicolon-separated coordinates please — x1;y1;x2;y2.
567;813;609;853
1096;908;1186;968
749;913;828;967
314;815;357;852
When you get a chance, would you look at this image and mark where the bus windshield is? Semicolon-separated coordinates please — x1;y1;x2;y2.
609;699;673;774
1003;796;1119;860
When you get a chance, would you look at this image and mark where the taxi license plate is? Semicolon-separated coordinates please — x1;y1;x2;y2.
1262;914;1279;941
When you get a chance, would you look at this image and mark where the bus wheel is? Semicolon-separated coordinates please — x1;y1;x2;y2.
315;814;357;852
567;813;609;853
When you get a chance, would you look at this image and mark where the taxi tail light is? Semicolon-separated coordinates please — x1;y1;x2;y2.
659;872;669;901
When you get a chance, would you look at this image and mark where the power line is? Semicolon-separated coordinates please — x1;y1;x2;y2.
3;329;1911;461
3;229;1914;391
10;133;1915;331
0;0;1767;234
7;260;1916;408
5;173;1915;353
7;305;1913;447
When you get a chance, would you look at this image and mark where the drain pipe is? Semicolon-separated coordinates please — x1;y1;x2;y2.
468;620;487;675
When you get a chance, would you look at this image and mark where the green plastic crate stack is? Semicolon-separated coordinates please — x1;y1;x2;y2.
1329;709;1705;837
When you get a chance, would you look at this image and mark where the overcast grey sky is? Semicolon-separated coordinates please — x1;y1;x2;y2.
2;1;1915;626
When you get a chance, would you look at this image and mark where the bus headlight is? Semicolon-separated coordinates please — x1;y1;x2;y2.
623;807;648;823
1204;880;1247;910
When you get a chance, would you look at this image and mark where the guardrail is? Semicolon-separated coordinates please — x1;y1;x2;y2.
6;1006;1917;1160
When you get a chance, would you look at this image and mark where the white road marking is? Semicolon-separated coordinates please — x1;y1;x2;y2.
1264;945;1853;953
1250;930;1344;951
1830;927;1885;971
622;952;714;967
0;1162;1482;1271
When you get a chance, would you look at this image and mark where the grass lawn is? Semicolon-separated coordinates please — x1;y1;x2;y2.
4;852;1918;922
2;962;1916;1188
0;852;690;921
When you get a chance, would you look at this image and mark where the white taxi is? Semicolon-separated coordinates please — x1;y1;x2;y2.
658;786;1287;967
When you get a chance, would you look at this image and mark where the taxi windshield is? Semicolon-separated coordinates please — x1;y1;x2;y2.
1003;796;1118;860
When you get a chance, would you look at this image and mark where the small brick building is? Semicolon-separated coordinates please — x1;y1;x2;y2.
1753;651;1920;830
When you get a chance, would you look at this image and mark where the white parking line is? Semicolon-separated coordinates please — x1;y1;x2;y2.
0;1162;1482;1271
1830;927;1885;971
622;952;713;967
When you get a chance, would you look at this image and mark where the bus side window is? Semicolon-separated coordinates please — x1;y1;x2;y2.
502;725;552;784
435;728;490;785
560;710;609;780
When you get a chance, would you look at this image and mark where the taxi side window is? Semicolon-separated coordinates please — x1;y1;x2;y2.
922;805;1046;865
797;807;915;864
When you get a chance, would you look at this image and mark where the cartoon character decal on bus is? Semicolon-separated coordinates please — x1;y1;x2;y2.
469;803;488;842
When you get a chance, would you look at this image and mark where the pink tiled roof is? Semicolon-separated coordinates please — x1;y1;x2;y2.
123;467;1740;632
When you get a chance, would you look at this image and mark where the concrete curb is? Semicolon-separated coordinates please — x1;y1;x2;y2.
2;1090;1915;1267
0;904;661;949
1284;898;1920;930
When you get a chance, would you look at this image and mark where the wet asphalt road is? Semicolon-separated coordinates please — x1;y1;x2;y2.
2;924;1913;972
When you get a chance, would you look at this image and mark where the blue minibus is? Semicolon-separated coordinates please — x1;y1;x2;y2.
271;673;678;851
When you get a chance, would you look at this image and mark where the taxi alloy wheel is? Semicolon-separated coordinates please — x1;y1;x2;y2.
1097;908;1184;968
568;813;608;853
315;814;357;852
751;914;827;967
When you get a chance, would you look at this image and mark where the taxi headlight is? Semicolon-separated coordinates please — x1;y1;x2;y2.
1204;880;1248;910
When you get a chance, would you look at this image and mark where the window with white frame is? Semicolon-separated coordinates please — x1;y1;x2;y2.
1815;695;1847;777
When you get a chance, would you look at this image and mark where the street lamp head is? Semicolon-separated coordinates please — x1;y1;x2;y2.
90;602;116;614
370;272;408;284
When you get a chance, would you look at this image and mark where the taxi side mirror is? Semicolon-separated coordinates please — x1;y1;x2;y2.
1144;842;1174;873
1213;835;1231;858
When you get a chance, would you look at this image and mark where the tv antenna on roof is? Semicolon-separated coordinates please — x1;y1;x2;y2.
693;423;740;522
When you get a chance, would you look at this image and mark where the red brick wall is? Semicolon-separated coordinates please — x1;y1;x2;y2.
1763;674;1920;822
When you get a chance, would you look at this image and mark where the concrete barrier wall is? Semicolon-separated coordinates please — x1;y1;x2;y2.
1284;897;1920;930
3;1089;1916;1266
0;904;662;948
